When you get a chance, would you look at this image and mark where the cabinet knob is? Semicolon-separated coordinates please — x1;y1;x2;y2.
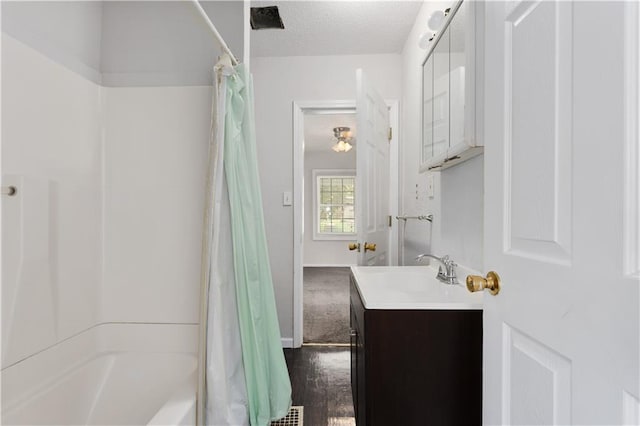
348;243;360;252
364;242;376;252
350;329;357;337
466;271;501;295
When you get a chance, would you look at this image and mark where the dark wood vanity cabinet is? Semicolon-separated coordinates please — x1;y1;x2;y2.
350;274;483;426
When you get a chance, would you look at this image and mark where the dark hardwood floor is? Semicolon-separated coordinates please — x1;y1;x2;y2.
284;346;355;426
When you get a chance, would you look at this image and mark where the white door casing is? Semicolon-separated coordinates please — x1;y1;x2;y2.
356;69;390;266
483;2;639;425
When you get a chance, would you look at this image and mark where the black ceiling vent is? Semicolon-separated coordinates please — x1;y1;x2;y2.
250;6;285;30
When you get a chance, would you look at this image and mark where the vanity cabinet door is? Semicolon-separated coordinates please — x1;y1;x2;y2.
350;303;357;419
350;303;362;424
350;277;367;426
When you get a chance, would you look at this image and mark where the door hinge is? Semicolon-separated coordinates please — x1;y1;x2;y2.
388;127;393;142
388;215;392;227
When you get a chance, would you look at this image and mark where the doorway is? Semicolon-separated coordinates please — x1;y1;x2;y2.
292;100;399;348
301;109;356;345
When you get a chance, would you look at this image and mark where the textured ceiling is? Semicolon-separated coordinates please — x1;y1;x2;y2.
304;112;357;153
250;1;424;57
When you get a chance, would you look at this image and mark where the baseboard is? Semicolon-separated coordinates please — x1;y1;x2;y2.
281;337;294;348
303;264;355;268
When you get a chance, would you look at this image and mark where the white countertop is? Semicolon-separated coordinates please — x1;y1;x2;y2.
350;265;484;310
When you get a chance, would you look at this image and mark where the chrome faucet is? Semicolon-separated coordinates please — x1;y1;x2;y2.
415;254;459;285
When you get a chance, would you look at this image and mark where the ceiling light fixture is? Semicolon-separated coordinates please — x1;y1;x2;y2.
332;127;354;153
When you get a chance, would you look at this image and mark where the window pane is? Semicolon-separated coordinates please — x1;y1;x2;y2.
331;178;342;191
343;205;355;219
316;174;356;235
343;191;354;205
342;219;355;233
320;220;331;233
321;192;332;204
320;177;331;191
331;205;343;218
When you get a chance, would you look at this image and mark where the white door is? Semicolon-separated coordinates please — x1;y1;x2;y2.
355;69;390;266
481;1;639;425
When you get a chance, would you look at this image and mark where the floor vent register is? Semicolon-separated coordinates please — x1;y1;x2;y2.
271;406;304;426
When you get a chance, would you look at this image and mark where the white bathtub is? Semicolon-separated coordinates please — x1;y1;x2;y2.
1;323;198;425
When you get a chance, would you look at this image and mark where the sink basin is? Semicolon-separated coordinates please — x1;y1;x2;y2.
350;266;483;310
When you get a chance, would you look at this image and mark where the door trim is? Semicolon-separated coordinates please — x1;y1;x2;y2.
624;1;639;279
292;99;399;348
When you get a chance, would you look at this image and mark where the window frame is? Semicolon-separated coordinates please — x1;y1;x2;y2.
312;169;356;241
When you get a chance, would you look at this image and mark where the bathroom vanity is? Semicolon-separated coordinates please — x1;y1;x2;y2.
349;266;483;426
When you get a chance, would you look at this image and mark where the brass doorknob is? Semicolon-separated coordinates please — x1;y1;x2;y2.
348;243;360;252
466;271;501;295
364;242;376;252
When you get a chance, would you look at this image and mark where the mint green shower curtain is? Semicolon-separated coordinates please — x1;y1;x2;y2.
221;62;292;425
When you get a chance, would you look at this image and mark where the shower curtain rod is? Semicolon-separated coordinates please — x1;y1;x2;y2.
189;0;239;66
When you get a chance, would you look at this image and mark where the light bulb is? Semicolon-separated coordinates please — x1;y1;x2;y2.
427;10;445;31
418;32;434;49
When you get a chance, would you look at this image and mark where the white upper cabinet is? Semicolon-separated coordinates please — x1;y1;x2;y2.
420;0;483;172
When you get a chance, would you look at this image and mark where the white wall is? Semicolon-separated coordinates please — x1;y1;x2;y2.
251;53;402;340
400;1;484;271
102;86;211;324
1;34;103;368
303;150;357;266
2;1;245;87
100;1;244;87
1;1;104;83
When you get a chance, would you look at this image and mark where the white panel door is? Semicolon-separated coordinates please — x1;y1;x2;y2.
355;69;390;266
483;1;639;424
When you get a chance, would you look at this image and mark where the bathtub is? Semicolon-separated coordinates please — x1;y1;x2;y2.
1;323;198;425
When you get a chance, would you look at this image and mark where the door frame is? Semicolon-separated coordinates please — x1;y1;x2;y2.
292;99;399;348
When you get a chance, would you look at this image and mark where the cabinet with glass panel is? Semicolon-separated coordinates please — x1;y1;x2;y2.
421;0;484;172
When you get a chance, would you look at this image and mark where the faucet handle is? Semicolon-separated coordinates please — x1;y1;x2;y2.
440;255;453;266
441;255;457;276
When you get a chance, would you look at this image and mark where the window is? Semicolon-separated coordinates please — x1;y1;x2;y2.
313;170;356;240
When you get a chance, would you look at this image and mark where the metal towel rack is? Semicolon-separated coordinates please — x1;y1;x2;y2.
396;214;433;222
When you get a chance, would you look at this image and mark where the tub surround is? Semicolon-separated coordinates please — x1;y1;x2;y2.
1;323;197;425
1;2;244;424
1;33;103;369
